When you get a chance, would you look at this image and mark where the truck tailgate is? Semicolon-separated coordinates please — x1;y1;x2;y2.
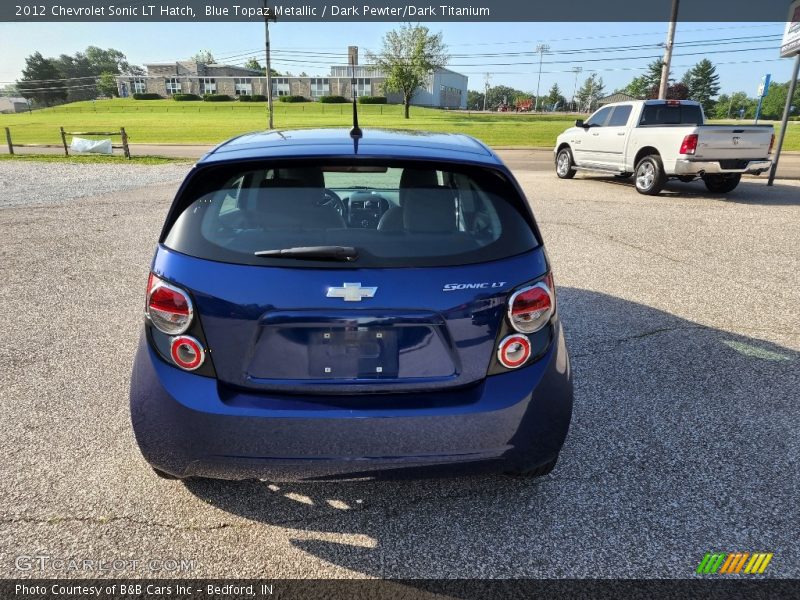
695;127;772;159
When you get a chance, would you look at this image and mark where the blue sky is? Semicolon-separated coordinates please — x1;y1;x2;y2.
0;21;794;96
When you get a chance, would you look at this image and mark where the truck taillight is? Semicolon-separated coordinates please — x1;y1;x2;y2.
146;273;193;335
507;273;554;334
769;134;775;154
680;134;698;155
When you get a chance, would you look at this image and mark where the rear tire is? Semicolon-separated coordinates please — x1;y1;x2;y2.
702;173;741;193
634;155;667;195
555;147;577;179
506;455;559;478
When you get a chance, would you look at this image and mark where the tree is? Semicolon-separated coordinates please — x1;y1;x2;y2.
683;59;720;114
244;58;263;71
544;83;566;111
190;50;215;64
576;73;604;112
646;81;689;101
18;52;66;106
622;60;666;99
1;83;19;97
467;90;484;110
97;71;118;97
368;24;449;119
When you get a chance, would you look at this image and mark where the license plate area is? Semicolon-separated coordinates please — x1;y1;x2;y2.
309;327;399;379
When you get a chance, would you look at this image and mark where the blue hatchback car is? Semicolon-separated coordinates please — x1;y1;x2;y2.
130;127;573;481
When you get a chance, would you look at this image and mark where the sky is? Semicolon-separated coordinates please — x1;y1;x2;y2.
0;21;795;98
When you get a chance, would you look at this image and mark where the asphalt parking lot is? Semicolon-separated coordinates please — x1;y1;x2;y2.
0;161;798;579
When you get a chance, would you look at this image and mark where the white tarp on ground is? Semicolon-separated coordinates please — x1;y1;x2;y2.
70;137;113;154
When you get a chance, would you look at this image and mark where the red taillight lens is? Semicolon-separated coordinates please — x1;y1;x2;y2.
768;134;775;155
679;134;698;155
146;273;193;335
170;335;205;371
497;334;532;369
508;278;554;334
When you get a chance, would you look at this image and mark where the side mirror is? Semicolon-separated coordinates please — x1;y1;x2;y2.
575;119;585;128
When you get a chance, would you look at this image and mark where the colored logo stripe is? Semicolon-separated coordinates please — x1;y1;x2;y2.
697;552;773;574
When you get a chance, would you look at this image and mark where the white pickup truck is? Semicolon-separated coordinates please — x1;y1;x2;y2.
554;100;774;195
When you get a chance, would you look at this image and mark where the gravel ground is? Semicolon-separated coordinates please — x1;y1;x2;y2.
0;161;190;208
0;161;798;580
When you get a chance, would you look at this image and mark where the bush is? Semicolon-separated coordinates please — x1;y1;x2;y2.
319;95;348;104
132;93;162;100
357;96;388;104
172;93;201;101
203;94;233;102
278;95;307;103
238;94;267;102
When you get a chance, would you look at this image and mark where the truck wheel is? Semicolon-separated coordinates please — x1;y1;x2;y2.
556;147;577;179
634;155;667;195
702;174;741;193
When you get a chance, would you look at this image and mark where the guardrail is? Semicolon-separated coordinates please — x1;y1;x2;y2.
4;126;131;158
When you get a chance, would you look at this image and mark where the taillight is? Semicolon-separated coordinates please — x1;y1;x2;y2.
666;100;681;106
497;335;532;369
507;276;554;334
679;134;698;155
768;134;775;154
170;335;205;371
146;273;193;335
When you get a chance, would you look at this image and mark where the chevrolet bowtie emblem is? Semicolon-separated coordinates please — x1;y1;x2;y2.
326;282;377;302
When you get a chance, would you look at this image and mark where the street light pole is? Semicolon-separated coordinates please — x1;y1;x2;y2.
571;66;583;112
264;0;275;129
535;44;550;112
658;0;680;99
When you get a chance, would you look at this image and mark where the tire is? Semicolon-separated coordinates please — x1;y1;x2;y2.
555;147;577;179
634;154;667;195
152;467;180;480
506;455;559;478
702;173;741;193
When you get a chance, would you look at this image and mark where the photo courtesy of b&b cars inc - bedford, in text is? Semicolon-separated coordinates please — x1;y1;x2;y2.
1;1;800;599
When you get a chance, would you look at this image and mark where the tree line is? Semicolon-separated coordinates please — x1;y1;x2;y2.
468;58;799;120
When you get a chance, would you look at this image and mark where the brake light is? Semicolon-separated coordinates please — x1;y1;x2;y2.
679;134;698;155
170;335;205;371
666;100;681;106
146;273;193;335
508;276;554;334
497;335;532;369
768;134;775;154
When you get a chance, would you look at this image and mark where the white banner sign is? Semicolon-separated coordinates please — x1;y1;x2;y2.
781;0;800;58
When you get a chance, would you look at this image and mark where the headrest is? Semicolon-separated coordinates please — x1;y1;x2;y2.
276;167;325;189
400;168;439;189
402;187;457;234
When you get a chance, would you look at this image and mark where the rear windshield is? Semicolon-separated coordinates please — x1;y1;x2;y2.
639;103;703;126
163;160;539;268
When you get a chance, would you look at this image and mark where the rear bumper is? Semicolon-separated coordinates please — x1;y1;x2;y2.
130;323;573;480
673;158;772;175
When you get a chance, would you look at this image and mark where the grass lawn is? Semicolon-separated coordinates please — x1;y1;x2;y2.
0;153;188;165
1;98;798;150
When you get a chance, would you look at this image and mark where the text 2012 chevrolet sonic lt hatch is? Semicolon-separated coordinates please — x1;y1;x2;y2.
130;127;573;480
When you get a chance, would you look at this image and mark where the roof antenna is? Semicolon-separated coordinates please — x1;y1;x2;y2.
349;48;362;139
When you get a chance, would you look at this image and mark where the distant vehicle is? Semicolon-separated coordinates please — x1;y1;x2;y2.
554;100;774;195
130;127;573;481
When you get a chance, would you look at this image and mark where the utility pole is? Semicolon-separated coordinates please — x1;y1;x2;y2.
658;0;680;99
483;73;491;111
263;0;277;129
534;44;550;111
571;66;583;112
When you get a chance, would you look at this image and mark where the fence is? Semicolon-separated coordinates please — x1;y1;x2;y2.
4;126;131;158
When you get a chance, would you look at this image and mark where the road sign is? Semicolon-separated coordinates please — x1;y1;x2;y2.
757;74;772;97
781;0;800;58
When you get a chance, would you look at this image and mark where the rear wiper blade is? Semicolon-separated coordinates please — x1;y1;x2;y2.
254;246;358;261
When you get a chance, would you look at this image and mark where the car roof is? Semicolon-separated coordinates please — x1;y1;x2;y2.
198;128;502;166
